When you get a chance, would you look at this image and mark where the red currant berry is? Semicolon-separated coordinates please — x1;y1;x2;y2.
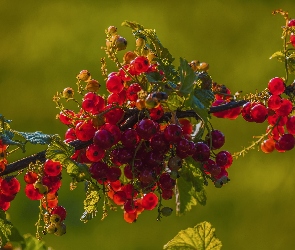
164;124;183;143
275;98;293;116
51;205;67;221
268;77;285;95
161;189;174;200
121;129;139;148
136;119;157;140
267;95;282;110
59;110;75;125
89;161;108;181
44;160;62;177
64;127;77;142
25;184;43;200
24;171;38;184
131;56;150;73
112;191;127;205
192;142;210;162
103;104;124;125
101;123;121;144
179;118;193;134
277;133;295;151
123;211;137;223
106;167;121;182
286;116;295;135
261;138;275;153
106;75;124;93
141;192;158;210
205;130;225;150
86;144;105;162
288;19;295;27
250;103;268;123
1;177;20;196
75;121;96;141
159;173;176;190
126;83;142;101
93;129;115;149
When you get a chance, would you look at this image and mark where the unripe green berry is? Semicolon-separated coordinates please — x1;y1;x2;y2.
168;156;182;171
85;79;100;92
54;222;66;236
214;179;223;188
50;214;61;224
34;182;48;194
46;224;58;234
161;207;173;217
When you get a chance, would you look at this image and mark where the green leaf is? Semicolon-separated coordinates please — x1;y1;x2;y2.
9;227;25;249
23;234;49;250
166;92;184;111
194;89;215;110
176;158;206;215
16;131;55;145
163;221;222;250
46;140;90;181
46;139;75;162
80;183;100;223
0;218;13;247
184;94;209;123
145;71;164;83
179;57;196;96
269;51;285;62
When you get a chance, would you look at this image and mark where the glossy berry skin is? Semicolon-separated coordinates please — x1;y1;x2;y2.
89;161;108;181
103;105;124;125
206;130;225;150
277;134;295;151
44;159;62;177
75;121;96;141
93;129;115;149
261;138;275;153
1;177;20;196
268;77;285;95
241;102;254;122
150;133;169;153
159;173;176;190
25;184;43;200
52;205;67;221
275;99;293;116
286;116;295;135
106;75;124;93
126;83;142;101
250;103;268;123
59;110;75;125
291;33;295;47
192;142;210;162
179;118;193;135
267;95;281;110
141;192;158;210
24;171;38;184
136;119;157;140
131;56;150;74
215;151;233;168
113;191;127;205
106;167;121;182
164;124;183;143
288;19;295;27
86;144;105;162
121;129;139;148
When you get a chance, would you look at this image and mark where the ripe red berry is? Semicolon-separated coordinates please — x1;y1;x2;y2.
267;95;282;110
268;77;285;95
1;177;20;196
288;19;295;27
206;130;225;150
126;83;142;101
250;103;268;123
25;184;43;200
86;144;105;162
75;121;96;141
113;191;127;205
261;138;275;153
192;142;210;162
51;205;67;221
142;192;158;210
24;171;38;184
275;99;293;116
131;56;150;73
89;161;108;181
106;75;124;93
93;129;115;149
136;119;157;140
164;124;183;143
44;159;62;177
286;116;295;134
277;133;295;151
159;173;176;190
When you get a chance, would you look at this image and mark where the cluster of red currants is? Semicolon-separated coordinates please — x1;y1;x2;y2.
56;49;234;222
23;160;67;236
288;19;295;47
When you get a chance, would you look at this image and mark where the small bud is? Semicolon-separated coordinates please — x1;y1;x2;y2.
62;87;74;99
50;214;61;224
77;70;91;81
85;79;100;92
123;51;137;64
136;37;145;47
197;62;209;71
107;26;117;36
46;224;58;234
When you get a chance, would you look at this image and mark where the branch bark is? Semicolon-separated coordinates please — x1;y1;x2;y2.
2;100;247;176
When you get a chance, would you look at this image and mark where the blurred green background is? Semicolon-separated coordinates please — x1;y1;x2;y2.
1;0;295;249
